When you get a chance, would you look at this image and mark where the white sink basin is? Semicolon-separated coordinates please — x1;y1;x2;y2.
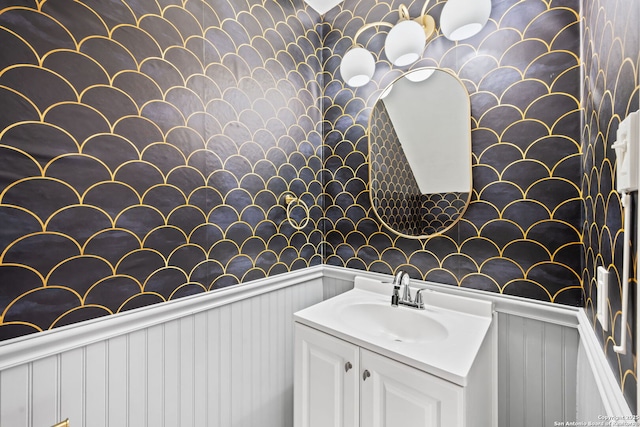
337;302;448;343
294;276;494;386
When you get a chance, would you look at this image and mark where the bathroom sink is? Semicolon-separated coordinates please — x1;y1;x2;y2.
294;276;494;386
337;302;448;343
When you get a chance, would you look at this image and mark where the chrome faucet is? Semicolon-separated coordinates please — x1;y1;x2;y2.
390;270;424;309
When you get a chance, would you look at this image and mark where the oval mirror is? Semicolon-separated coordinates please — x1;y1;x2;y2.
369;67;472;238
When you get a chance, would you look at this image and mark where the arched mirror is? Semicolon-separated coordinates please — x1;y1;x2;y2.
369;67;472;238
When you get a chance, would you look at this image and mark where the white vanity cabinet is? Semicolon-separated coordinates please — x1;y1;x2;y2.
294;323;476;427
293;276;496;427
294;324;359;427
360;347;463;427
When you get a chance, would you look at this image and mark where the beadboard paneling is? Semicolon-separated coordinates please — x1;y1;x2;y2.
498;312;579;426
0;364;29;426
321;274;354;300
0;267;631;426
32;356;57;426
576;309;633;420
577;339;608;421
0;274;324;427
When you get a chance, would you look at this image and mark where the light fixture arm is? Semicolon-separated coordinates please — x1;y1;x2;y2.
398;4;411;21
419;2;429;19
352;21;394;47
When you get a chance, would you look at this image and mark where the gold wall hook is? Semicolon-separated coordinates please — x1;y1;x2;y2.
284;193;297;205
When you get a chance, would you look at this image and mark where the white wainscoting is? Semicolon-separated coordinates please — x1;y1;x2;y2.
0;266;632;427
0;267;325;427
320;269;354;300
576;309;632;422
497;312;579;426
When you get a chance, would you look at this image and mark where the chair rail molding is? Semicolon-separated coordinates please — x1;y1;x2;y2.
0;266;324;371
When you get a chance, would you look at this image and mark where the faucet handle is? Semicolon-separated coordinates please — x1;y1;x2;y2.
414;289;424;309
401;273;411;302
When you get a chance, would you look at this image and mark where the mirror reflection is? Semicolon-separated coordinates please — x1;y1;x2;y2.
369;67;472;238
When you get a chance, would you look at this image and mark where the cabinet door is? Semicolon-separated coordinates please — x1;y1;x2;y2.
360;349;463;427
294;324;360;427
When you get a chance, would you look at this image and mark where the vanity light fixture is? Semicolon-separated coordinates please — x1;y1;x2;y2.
340;0;492;87
340;4;434;87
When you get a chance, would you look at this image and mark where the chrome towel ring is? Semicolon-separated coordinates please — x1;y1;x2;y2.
284;193;310;230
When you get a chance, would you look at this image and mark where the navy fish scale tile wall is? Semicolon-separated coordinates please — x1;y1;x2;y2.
0;0;324;340
322;0;583;304
582;0;639;410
